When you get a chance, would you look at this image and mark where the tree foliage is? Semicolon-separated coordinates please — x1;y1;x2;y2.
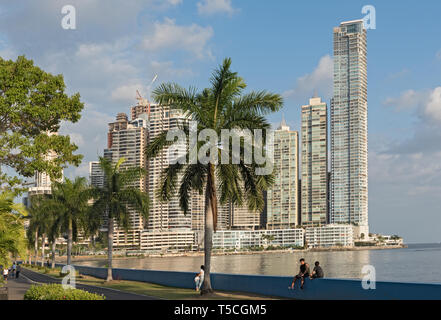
90;156;150;281
0;190;28;267
0;55;84;190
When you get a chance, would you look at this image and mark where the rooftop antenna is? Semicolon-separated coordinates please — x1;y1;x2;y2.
313;88;318;98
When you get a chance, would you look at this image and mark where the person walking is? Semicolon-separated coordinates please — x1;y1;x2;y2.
15;264;21;279
12;262;17;279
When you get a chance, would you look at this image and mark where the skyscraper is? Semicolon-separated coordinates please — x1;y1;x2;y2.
24;132;63;206
104;112;149;248
89;161;104;189
331;20;368;237
267;120;299;229
144;103;191;232
301;96;328;226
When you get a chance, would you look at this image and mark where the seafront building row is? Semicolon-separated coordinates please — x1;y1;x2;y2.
87;19;369;252
25;19;371;252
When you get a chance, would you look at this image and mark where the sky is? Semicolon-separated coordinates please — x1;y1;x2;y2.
0;0;440;243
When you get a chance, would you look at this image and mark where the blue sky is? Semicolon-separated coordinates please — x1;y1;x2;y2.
1;0;440;242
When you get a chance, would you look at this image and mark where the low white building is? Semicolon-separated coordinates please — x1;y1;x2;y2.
140;230;196;252
305;224;354;248
213;229;305;250
379;235;404;246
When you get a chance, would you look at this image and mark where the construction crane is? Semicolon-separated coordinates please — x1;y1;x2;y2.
135;75;159;118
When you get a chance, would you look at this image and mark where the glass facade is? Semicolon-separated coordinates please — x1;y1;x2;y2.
301;97;328;226
267;121;299;229
331;20;368;229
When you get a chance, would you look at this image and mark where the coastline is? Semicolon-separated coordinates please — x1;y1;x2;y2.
57;244;407;263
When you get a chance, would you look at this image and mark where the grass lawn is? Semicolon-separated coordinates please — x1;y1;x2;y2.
22;264;278;300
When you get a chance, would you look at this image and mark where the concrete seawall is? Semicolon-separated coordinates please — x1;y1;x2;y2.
51;263;440;300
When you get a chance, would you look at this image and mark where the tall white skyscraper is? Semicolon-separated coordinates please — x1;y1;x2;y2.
331;20;368;237
143;103;191;232
267;120;299;229
301;96;328;226
104;112;149;248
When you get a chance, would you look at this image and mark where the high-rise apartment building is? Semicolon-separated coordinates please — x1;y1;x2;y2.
267;120;299;229
104;112;149;248
24;132;63;206
89;161;104;189
331;20;368;236
301;96;328;226
144;103;191;232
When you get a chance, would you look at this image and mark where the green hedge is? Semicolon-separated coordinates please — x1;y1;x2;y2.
24;284;105;300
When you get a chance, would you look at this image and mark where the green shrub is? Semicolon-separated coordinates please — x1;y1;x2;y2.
24;284;105;300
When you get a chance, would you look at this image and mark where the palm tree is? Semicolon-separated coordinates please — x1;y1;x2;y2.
27;195;45;266
44;200;62;269
146;58;282;294
27;194;57;266
90;157;149;281
0;190;28;268
51;177;93;265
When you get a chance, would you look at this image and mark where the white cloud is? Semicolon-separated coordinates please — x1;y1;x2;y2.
166;0;183;5
424;87;441;123
383;89;424;111
142;18;214;59
283;55;333;101
197;0;237;16
111;83;144;103
384;87;441;123
150;60;193;78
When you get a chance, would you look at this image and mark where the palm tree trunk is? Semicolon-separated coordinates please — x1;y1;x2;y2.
51;240;56;269
41;233;46;267
67;218;73;265
201;165;217;295
107;217;114;281
34;228;38;266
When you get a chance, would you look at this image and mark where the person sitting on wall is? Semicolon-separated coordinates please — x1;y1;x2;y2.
194;265;205;292
310;261;324;279
290;258;310;290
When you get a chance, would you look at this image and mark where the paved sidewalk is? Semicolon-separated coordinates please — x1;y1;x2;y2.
20;268;157;300
6;275;33;300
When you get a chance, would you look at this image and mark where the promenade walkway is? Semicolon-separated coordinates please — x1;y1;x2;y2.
7;268;157;300
5;275;33;300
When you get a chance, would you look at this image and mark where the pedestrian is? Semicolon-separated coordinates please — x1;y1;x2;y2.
194;265;205;292
15;264;21;279
290;258;310;290
3;267;8;282
12;262;17;278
